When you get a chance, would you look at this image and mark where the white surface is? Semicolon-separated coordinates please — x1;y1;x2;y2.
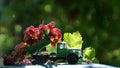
0;64;118;68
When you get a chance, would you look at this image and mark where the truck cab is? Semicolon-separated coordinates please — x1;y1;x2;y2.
56;41;82;64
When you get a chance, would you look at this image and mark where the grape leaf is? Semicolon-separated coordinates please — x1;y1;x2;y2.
63;31;83;50
46;44;57;54
83;47;99;63
83;47;96;60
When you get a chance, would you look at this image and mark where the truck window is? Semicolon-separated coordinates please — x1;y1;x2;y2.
66;44;70;48
60;44;63;49
64;43;70;49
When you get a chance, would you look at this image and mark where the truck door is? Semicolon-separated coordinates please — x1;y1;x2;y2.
57;43;67;58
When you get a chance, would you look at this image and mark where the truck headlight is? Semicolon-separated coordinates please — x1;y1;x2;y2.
73;50;76;52
78;51;82;57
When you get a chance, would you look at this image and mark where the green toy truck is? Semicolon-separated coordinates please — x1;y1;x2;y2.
50;41;82;64
32;41;82;65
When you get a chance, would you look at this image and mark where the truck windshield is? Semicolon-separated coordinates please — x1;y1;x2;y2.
66;45;70;48
60;42;70;49
64;43;70;48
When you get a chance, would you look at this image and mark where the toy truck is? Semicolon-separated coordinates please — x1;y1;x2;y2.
31;41;82;65
49;41;82;64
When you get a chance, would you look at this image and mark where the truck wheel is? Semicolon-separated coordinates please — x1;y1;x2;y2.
49;52;57;61
67;54;78;64
32;55;46;65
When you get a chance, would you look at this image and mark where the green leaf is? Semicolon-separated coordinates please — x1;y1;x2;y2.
63;31;83;50
83;47;96;60
46;44;57;54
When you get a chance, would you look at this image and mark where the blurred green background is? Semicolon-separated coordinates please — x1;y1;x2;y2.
0;0;120;66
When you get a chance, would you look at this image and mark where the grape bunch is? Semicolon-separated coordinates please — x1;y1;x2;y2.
24;25;42;46
47;21;62;46
24;21;62;46
2;21;62;66
2;42;27;65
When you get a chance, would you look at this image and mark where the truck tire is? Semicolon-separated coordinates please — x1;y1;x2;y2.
49;52;57;61
32;55;46;65
67;54;78;64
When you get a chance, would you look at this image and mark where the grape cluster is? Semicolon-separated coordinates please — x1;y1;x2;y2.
2;21;62;66
2;42;27;65
47;21;62;46
24;21;62;46
24;26;42;46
